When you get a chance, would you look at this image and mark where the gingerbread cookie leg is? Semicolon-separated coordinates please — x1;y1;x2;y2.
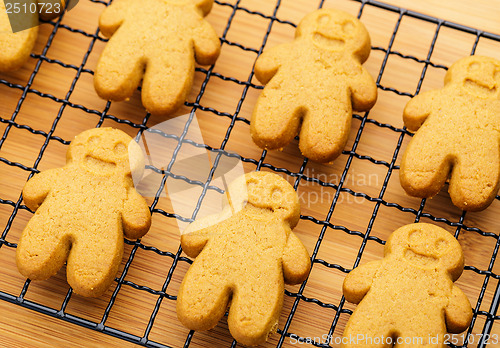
66;227;123;297
448;139;500;211
16;211;70;281
341;308;392;348
177;218;232;330
177;265;231;331
228;279;283;346
343;288;445;348
299;95;351;162
16;169;65;280
250;90;302;150
141;54;194;115
400;129;452;198
94;40;144;102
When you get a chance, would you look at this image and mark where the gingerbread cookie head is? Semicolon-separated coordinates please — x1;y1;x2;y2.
385;224;464;281
296;9;371;62
225;171;300;228
67;128;145;178
444;55;500;99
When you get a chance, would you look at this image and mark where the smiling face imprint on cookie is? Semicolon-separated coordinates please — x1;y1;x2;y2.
224;172;301;228
296;9;370;61
445;56;500;99
386;225;464;279
403;229;450;268
67;128;144;176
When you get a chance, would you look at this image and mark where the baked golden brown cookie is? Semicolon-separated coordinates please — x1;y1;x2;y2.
400;55;500;211
16;127;151;297
0;0;65;72
94;0;220;115
176;171;310;346
342;223;472;347
250;8;377;163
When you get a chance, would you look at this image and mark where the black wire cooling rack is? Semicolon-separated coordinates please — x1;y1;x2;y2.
1;0;500;347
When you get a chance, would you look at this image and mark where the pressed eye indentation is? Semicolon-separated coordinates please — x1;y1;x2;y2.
467;61;481;72
494;70;500;81
113;142;127;156
271;187;283;201
342;20;355;35
317;14;331;26
434;238;449;254
87;136;101;147
245;180;258;199
408;228;422;242
246;179;258;189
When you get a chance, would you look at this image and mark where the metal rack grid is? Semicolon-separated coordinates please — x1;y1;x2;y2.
1;0;500;347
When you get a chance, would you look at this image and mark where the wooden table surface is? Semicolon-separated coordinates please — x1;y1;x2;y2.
1;0;500;347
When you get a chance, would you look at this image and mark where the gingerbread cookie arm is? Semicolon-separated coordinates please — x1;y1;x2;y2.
98;0;130;38
22;168;61;211
448;138;500;211
193;0;214;16
403;91;436;132
66;228;124;297
349;66;378;112
192;20;220;65
342;260;381;304
181;208;232;257
121;187;151;240
282;231;310;285
254;43;291;84
181;231;210;258
444;285;473;334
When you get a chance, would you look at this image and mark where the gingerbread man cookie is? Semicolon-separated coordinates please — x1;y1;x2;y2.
342;223;472;347
0;0;65;71
176;171;310;346
250;8;377;163
400;55;500;211
16;128;151;297
94;0;220;115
